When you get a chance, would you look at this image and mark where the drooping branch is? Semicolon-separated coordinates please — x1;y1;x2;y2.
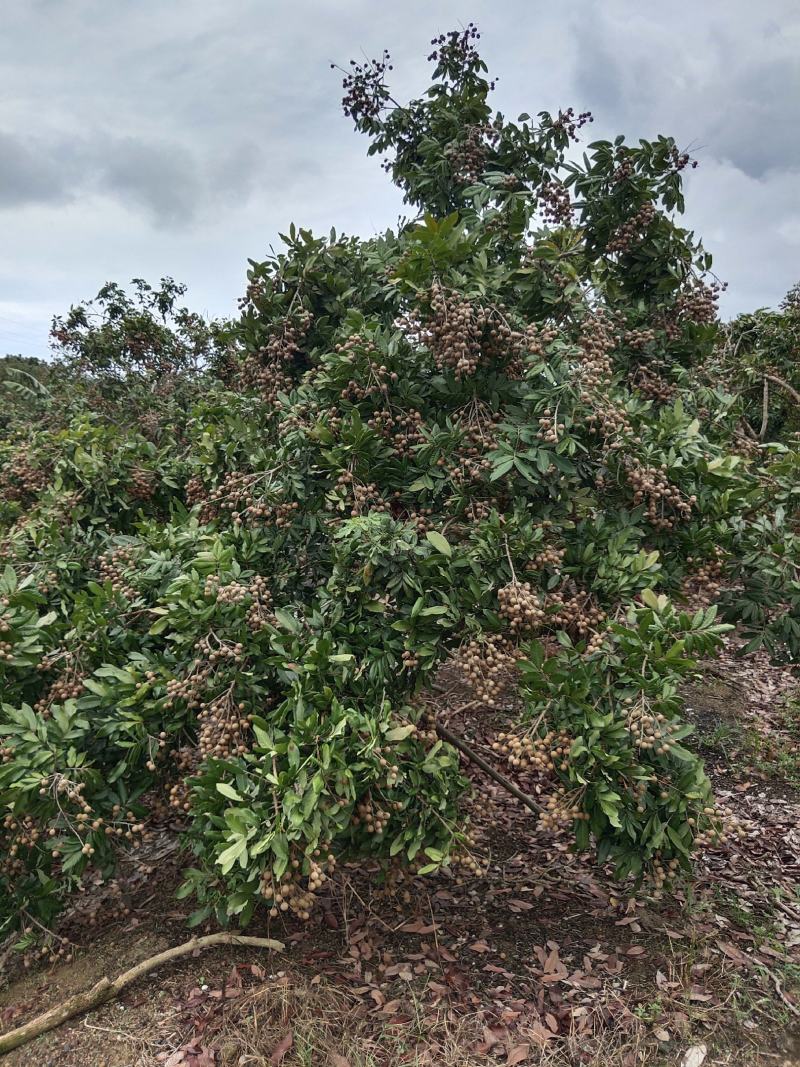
765;372;800;406
0;933;284;1055
435;720;542;815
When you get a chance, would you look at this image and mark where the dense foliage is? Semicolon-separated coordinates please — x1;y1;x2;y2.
1;26;798;946
711;281;800;442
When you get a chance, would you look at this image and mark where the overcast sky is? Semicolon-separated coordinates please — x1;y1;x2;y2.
2;0;798;357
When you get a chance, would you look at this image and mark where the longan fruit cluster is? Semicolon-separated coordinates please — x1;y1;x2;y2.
527;543;565;571
577;314;617;389
35;569;60;595
168;746;200;812
681;552;724;608
197;691;252;760
193;471;257;523
463;498;492;522
96;545;139;600
334;334;399;402
367;409;425;459
583;394;632;440
492;728;572;773
339;48;392;123
1;812;50;872
137;410;162;440
405;505;435;535
621;326;657;351
606;201;657;254
648;854;682;892
538;178;573;225
458;633;519;706
692;802;743;850
661;280;724;339
536;409;566;444
623;696;682;754
548;591;605;638
538;788;590;833
352;794;392;834
416;284;483;378
401;649;419;671
498;581;546;634
612;150;635;183
240;310;314;407
129;467;155;501
33;670;85;715
447;452;492;485
242;498;300;528
164;662;210;711
583;630;605;655
456;400;503;448
260;848;337;921
626;461;694;530
631;364;676;404
411;285;526;379
186;474;205;507
552;106;593;142
450;831;484;877
444;122;499;185
0;449;48;503
204;576;248;604
331;471;389;517
21;929;76;969
246;574;274;630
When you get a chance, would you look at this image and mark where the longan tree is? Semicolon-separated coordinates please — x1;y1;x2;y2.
0;26;794;944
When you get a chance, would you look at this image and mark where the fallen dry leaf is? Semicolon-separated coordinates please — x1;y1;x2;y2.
469;939;491;953
680;1045;707;1067
506;1043;530;1065
269;1031;294;1065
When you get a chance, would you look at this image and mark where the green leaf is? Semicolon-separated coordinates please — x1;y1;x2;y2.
216;782;243;802
426;530;452;557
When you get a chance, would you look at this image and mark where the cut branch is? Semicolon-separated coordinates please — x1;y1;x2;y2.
435;720;542;814
0;933;284;1055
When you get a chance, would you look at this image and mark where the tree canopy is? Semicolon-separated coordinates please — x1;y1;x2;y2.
1;26;798;953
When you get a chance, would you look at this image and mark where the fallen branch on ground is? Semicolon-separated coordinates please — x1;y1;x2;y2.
0;932;284;1055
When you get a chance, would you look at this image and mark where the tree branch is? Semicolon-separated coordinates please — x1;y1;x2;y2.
0;933;284;1055
435;720;542;814
759;377;770;441
765;373;800;406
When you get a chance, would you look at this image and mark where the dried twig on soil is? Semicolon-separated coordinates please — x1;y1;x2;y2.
0;933;284;1055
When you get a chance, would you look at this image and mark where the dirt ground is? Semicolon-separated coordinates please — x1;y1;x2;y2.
0;644;798;1067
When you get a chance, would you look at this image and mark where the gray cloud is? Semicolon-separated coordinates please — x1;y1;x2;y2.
0;128;265;225
1;0;798;356
0;132;71;208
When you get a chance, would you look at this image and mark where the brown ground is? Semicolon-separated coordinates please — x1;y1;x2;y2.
0;645;798;1067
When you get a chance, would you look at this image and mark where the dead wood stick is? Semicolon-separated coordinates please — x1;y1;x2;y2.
435;720;542;814
0;932;284;1055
